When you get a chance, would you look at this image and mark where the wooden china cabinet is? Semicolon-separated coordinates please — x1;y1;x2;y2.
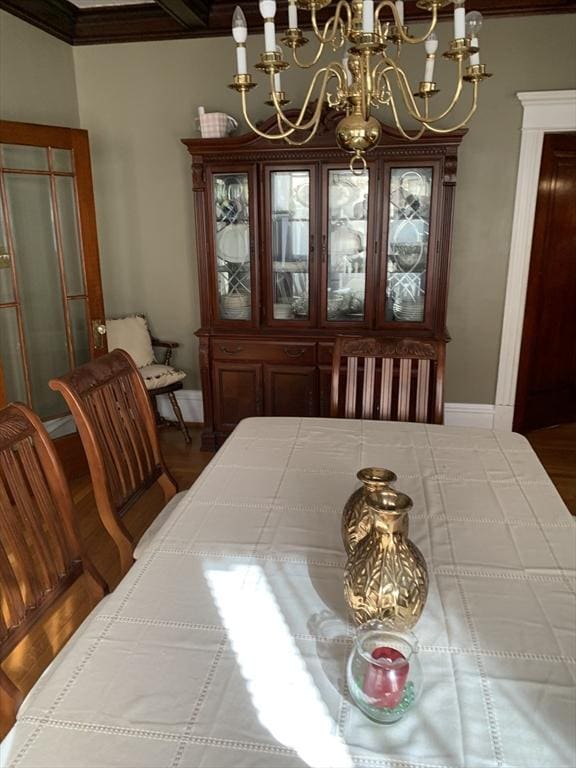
183;113;465;449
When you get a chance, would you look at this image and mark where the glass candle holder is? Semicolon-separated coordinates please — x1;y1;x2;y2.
346;621;422;724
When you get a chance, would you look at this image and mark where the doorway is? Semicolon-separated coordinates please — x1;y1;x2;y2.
514;132;576;432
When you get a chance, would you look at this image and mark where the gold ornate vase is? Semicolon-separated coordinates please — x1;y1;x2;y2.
344;489;429;630
342;467;397;555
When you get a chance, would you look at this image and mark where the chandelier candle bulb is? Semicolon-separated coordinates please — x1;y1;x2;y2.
274;46;282;91
454;0;466;39
232;6;248;74
466;11;483;65
469;36;480;65
259;0;277;52
362;0;374;34
288;0;298;30
395;0;404;26
424;32;438;82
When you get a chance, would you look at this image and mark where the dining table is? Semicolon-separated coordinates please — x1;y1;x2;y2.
2;417;575;768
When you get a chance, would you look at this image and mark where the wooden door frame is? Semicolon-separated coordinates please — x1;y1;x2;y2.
494;90;576;431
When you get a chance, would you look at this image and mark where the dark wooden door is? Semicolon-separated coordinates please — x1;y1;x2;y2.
514;132;576;432
213;362;263;431
264;365;316;417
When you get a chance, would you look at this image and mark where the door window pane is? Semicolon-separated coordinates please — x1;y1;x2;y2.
0;201;14;303
0;306;27;402
51;148;73;173
1;144;49;171
327;169;368;321
69;298;91;367
5;173;69;418
271;171;310;320
385;168;432;323
214;174;251;321
56;176;85;295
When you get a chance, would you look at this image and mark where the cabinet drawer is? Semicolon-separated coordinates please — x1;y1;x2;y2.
213;339;316;365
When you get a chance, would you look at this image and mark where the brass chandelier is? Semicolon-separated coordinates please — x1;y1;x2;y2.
229;0;491;171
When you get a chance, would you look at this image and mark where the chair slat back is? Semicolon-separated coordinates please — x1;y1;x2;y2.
49;350;177;574
331;337;446;424
0;403;106;731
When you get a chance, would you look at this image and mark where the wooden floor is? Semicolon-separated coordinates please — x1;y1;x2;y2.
2;420;574;738
526;421;576;515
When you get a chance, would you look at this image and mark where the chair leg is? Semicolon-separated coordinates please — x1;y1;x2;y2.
167;391;191;444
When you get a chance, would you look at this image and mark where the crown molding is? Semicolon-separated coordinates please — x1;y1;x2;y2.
1;0;574;45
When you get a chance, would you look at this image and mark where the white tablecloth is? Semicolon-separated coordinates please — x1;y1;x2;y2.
3;418;575;768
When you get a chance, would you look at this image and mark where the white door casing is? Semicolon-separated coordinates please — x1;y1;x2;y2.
493;90;576;431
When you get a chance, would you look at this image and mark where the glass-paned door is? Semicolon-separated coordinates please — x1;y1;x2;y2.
325;168;369;323
384;167;433;324
213;172;253;322
0;122;105;425
269;169;311;322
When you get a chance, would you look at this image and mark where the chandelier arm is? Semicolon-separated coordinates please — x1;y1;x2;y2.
397;56;467;124
279;112;324;146
379;61;427;122
270;66;340;132
292;38;327;69
374;1;438;44
239;90;300;140
381;72;428;140
291;14;344;70
421;83;479;133
310;0;351;44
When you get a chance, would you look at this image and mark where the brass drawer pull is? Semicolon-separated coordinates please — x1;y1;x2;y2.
219;345;244;354
283;346;306;358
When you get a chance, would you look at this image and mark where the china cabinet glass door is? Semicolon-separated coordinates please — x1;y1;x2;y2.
212;171;253;323
324;167;371;324
267;168;313;324
384;167;433;324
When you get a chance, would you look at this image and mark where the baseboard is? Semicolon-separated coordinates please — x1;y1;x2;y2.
444;403;496;429
159;390;498;431
156;389;204;424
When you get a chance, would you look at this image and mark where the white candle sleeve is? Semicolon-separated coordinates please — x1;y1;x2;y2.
288;1;298;29
395;1;404;26
362;0;374;33
454;5;465;38
264;20;276;52
274;71;282;91
236;46;247;75
470;36;480;65
424;56;435;82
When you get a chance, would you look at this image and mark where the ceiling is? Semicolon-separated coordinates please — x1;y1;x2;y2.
1;0;574;45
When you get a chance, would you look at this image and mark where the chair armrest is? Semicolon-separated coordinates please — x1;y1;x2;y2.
151;338;179;366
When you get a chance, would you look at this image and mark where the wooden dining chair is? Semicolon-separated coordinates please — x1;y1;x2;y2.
49;349;180;576
0;402;107;734
330;336;446;424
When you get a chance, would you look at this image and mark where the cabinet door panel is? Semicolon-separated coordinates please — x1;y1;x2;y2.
209;166;258;328
321;163;376;328
263;165;318;327
377;161;442;330
213;362;263;431
264;365;316;417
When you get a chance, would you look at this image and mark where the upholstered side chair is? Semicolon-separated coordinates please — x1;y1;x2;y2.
105;315;191;443
0;402;107;735
331;336;446;424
